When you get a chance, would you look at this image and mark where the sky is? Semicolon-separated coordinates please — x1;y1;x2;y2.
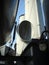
15;0;25;25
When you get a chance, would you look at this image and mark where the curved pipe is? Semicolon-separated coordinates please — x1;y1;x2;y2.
0;0;19;46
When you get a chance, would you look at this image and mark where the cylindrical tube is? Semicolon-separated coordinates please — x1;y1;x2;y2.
0;0;19;46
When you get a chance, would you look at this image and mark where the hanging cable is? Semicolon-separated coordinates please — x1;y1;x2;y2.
5;22;17;56
10;22;16;46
